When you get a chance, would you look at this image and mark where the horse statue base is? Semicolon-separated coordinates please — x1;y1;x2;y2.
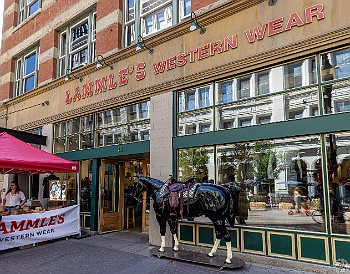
150;247;245;270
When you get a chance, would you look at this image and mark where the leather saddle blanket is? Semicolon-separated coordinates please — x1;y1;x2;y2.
160;179;200;218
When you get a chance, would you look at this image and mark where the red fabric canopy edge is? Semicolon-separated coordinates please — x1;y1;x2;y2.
0;132;79;174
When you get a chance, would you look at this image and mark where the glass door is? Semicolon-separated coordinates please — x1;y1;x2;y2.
99;160;122;232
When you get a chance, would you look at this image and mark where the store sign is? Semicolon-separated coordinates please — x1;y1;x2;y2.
0;205;80;250
64;3;325;104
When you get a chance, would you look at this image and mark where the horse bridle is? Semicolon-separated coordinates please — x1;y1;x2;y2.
133;177;144;201
134;176;160;198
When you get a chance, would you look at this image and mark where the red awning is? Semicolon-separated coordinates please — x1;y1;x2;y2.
0;132;79;174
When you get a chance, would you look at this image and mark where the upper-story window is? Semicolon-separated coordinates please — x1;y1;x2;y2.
124;0;191;47
18;0;42;24
186;90;195;111
95;101;150;147
238;76;251;99
14;47;39;97
53;115;94;153
179;85;213;113
257;71;270;95
218;80;233;104
321;48;350;81
178;56;320;136
199;87;210;108
284;61;302;89
58;12;96;77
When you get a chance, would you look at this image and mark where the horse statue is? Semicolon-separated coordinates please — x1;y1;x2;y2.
134;174;240;264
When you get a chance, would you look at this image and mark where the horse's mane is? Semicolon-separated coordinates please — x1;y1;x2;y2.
138;175;165;187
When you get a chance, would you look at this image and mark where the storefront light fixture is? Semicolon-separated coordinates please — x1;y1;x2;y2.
189;12;206;34
135;35;154;54
96;55;114;70
65;68;83;82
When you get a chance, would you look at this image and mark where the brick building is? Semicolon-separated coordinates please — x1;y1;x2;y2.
0;0;350;269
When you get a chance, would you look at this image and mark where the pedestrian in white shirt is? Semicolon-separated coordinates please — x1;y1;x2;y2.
4;181;26;215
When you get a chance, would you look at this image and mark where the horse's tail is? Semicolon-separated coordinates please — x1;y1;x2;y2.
221;183;241;226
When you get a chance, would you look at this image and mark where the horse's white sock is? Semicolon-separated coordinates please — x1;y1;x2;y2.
159;235;166;252
208;239;220;257
225;241;232;264
173;234;179;251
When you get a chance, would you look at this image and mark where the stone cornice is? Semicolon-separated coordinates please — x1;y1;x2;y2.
16;24;350;131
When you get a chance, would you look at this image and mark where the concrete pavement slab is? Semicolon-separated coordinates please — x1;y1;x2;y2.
0;230;330;274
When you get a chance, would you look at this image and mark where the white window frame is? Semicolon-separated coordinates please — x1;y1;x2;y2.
18;0;42;24
58;12;96;77
14;47;39;97
123;0;191;47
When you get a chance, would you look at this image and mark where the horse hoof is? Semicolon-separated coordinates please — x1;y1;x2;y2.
225;259;231;264
173;247;179;251
207;253;213;257
158;248;165;253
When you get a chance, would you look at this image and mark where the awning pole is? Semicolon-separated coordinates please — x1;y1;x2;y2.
76;163;81;237
29;172;32;200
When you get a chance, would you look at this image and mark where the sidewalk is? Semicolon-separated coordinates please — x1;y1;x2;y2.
0;230;335;274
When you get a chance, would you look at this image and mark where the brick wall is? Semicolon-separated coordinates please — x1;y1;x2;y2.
0;0;223;102
95;0;122;56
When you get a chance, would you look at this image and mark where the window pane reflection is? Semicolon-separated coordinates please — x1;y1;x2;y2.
178;147;214;183
321;48;350;81
323;81;350;115
178;109;213;136
216;98;272;130
326;132;350;235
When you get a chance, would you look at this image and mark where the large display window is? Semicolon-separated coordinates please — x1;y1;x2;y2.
325;132;350;235
177;135;328;232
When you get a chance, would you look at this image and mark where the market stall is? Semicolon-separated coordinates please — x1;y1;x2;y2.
0;132;80;250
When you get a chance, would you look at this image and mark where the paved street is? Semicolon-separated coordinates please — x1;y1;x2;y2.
0;230;322;274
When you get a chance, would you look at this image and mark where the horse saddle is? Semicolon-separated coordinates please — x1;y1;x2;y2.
168;182;200;208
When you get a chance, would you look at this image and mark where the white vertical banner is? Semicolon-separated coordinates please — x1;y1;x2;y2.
0;205;80;250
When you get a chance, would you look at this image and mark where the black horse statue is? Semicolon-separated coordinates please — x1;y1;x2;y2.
134;174;240;264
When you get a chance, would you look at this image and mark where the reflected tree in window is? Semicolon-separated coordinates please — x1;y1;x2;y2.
178;148;209;182
252;141;280;184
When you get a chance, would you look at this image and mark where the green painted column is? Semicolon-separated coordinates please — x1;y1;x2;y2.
90;158;101;231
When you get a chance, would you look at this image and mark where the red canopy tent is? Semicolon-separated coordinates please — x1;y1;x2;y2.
0;132;79;174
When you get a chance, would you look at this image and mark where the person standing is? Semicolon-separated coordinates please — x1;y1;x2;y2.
3;181;27;215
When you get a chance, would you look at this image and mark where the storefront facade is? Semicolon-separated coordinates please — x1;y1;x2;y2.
1;0;350;268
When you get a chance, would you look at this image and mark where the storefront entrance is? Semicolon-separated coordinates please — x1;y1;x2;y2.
98;158;150;233
99;160;122;233
123;160;150;232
